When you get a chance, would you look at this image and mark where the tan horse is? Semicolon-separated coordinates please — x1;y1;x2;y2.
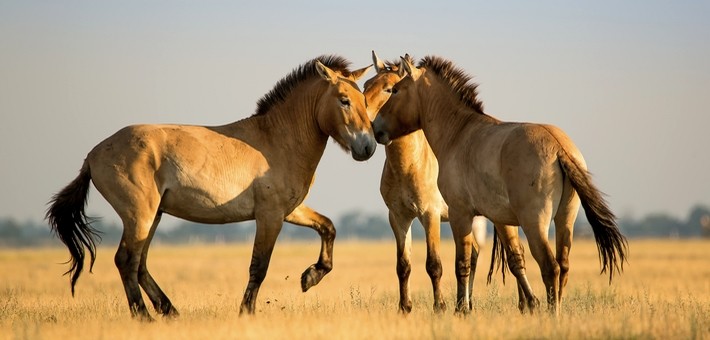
46;55;375;320
373;55;628;316
363;52;488;313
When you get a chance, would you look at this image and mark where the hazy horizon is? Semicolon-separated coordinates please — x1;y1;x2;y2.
1;1;708;228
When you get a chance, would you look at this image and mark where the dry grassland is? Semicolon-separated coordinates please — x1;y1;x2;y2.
1;239;708;339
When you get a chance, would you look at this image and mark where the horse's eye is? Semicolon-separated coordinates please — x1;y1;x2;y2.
340;98;351;106
384;88;392;93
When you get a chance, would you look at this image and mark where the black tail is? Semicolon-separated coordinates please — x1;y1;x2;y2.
558;151;628;283
487;228;508;285
45;162;101;296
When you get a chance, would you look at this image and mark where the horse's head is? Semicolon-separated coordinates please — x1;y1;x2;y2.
363;51;408;121
314;61;376;161
372;55;424;145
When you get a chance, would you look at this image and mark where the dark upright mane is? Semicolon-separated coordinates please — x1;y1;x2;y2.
381;54;416;72
419;56;485;114
253;55;352;116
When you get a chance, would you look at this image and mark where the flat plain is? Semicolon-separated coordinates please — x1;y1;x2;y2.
1;238;708;339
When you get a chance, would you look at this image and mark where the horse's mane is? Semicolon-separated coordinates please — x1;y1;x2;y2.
253;55;353;116
418;56;485;114
380;54;416;72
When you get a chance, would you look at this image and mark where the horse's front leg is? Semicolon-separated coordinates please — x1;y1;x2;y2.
449;210;476;315
285;204;335;292
239;213;283;315
420;211;445;313
389;210;415;313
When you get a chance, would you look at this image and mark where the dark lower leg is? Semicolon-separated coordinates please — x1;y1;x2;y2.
390;212;413;313
422;212;445;313
495;224;539;314
239;219;282;315
138;269;178;316
137;212;178;317
115;243;153;321
284;205;335;292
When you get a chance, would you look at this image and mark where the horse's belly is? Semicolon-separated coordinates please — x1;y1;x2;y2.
475;202;519;226
160;186;256;224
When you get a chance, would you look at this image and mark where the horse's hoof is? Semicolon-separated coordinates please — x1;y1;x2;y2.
454;305;471;317
301;265;323;292
399;302;413;314
433;301;447;314
136;313;155;323
161;307;180;321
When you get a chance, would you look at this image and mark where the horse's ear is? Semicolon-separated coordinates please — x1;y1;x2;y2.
315;60;339;84
400;55;421;80
372;50;386;73
397;61;408;78
349;65;372;82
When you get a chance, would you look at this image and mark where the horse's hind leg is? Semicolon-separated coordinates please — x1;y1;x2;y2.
285;204;336;292
468;216;487;310
420;211;446;313
240;212;283;315
137;211;179;318
114;212;156;321
520;219;560;316
449;209;476;315
388;210;414;313
554;191;579;307
494;224;539;314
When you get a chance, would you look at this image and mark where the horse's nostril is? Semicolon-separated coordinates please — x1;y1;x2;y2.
366;140;376;156
375;130;387;144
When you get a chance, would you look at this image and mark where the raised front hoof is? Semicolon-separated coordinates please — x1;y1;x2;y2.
301;264;328;292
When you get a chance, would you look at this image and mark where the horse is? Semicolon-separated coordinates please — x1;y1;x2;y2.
372;55;628;316
46;55;376;320
363;51;489;313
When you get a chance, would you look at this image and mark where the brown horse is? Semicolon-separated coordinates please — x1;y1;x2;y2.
363;51;488;313
372;55;628;316
46;55;375;320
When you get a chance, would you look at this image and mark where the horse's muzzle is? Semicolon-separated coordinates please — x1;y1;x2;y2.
351;132;377;161
372;117;391;145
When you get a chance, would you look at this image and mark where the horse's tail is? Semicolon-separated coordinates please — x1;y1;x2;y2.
558;150;628;283
487;228;508;285
45;161;101;296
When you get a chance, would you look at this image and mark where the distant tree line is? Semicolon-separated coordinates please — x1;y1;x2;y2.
1;205;709;248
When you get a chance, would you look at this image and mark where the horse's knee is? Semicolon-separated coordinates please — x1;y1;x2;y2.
455;258;471;278
397;257;411;278
546;262;561;281
558;257;570;277
426;256;443;279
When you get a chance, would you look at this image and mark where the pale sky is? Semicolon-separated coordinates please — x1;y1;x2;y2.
1;1;708;228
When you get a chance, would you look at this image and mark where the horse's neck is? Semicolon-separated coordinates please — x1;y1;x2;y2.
385;130;431;168
223;106;329;171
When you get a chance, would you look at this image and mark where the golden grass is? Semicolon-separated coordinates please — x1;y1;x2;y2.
1;239;708;339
